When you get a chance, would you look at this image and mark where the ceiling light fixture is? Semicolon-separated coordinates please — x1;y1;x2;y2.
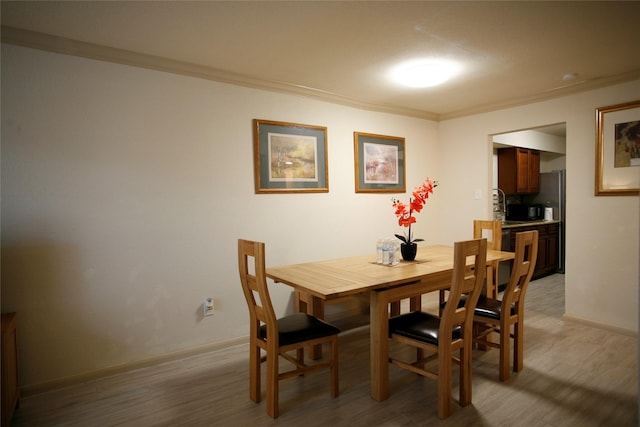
390;59;459;88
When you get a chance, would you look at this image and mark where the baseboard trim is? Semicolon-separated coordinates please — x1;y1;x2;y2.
21;336;249;397
562;314;638;337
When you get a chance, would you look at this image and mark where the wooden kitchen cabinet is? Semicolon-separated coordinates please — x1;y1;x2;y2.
539;224;559;276
508;223;559;280
1;313;19;427
498;147;540;194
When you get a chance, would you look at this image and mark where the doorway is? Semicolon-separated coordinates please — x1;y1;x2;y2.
490;123;567;286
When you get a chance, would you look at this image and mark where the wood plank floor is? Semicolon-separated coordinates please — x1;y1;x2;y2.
10;274;638;426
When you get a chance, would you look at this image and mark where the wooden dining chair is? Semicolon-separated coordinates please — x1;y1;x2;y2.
472;230;538;381
473;220;503;298
440;220;502;311
237;239;340;418
387;238;487;419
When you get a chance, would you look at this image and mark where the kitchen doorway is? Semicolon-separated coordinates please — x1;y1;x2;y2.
490;123;567;287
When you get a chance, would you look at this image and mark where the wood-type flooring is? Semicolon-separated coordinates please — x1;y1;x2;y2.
10;274;638;426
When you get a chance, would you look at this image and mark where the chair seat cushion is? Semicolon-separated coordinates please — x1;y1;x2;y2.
260;313;340;346
389;311;460;345
474;296;515;320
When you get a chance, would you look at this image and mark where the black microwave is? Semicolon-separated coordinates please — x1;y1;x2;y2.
506;204;543;221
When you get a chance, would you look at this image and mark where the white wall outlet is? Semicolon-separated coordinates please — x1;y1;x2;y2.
203;298;214;317
474;189;482;200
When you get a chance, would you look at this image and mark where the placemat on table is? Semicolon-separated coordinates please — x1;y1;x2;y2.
369;259;429;267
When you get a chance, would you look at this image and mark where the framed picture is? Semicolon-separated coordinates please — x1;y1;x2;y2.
354;132;405;193
595;100;640;196
253;119;328;194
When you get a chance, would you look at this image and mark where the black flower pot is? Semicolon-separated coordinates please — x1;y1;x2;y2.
401;242;418;261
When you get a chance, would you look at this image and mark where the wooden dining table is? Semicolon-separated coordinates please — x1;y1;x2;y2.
265;244;515;401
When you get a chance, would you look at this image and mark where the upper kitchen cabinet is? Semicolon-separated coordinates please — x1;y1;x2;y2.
498;147;540;194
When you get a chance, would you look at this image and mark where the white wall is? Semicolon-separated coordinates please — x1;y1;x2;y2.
1;44;440;389
493;129;566;154
539;153;566;173
439;80;640;334
2;44;638;391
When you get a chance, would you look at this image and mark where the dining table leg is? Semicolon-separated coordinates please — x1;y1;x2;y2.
295;291;325;359
370;289;390;401
309;296;325;359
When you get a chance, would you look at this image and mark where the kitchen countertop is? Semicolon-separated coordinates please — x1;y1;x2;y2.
501;219;561;229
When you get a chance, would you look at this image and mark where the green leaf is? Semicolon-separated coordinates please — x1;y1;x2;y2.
413;238;424;242
394;234;407;243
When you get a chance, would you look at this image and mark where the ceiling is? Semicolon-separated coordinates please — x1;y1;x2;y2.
2;1;640;121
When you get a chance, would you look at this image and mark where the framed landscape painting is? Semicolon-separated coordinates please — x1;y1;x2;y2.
253;119;328;193
354;132;405;193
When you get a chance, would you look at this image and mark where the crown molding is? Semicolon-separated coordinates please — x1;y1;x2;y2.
438;70;640;121
1;26;438;121
3;26;639;123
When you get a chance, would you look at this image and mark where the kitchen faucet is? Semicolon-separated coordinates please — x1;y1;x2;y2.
493;188;506;221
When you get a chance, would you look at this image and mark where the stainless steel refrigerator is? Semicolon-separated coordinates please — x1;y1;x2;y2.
527;170;566;273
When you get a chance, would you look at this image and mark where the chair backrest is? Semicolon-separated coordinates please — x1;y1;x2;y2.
502;230;538;311
440;238;487;337
238;239;278;343
473;220;502;251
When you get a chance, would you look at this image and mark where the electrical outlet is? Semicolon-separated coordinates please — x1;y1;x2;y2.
203;298;214;317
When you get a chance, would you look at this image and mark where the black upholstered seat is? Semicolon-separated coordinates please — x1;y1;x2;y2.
389;311;461;345
473;296;515;320
260;313;340;346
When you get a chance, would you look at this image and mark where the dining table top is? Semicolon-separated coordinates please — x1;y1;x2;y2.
265;244;515;300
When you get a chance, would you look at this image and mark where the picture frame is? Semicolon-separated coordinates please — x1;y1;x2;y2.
595;100;640;196
354;132;406;193
253;119;328;194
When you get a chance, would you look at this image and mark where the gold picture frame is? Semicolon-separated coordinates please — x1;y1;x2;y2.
354;132;406;193
253;119;328;194
595;100;640;196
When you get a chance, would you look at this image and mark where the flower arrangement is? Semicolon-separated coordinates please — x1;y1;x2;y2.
391;178;437;245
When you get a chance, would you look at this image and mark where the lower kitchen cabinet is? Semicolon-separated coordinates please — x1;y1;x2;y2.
505;222;560;280
538;224;559;278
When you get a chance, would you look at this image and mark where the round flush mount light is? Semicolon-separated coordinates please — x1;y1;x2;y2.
390;59;459;88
